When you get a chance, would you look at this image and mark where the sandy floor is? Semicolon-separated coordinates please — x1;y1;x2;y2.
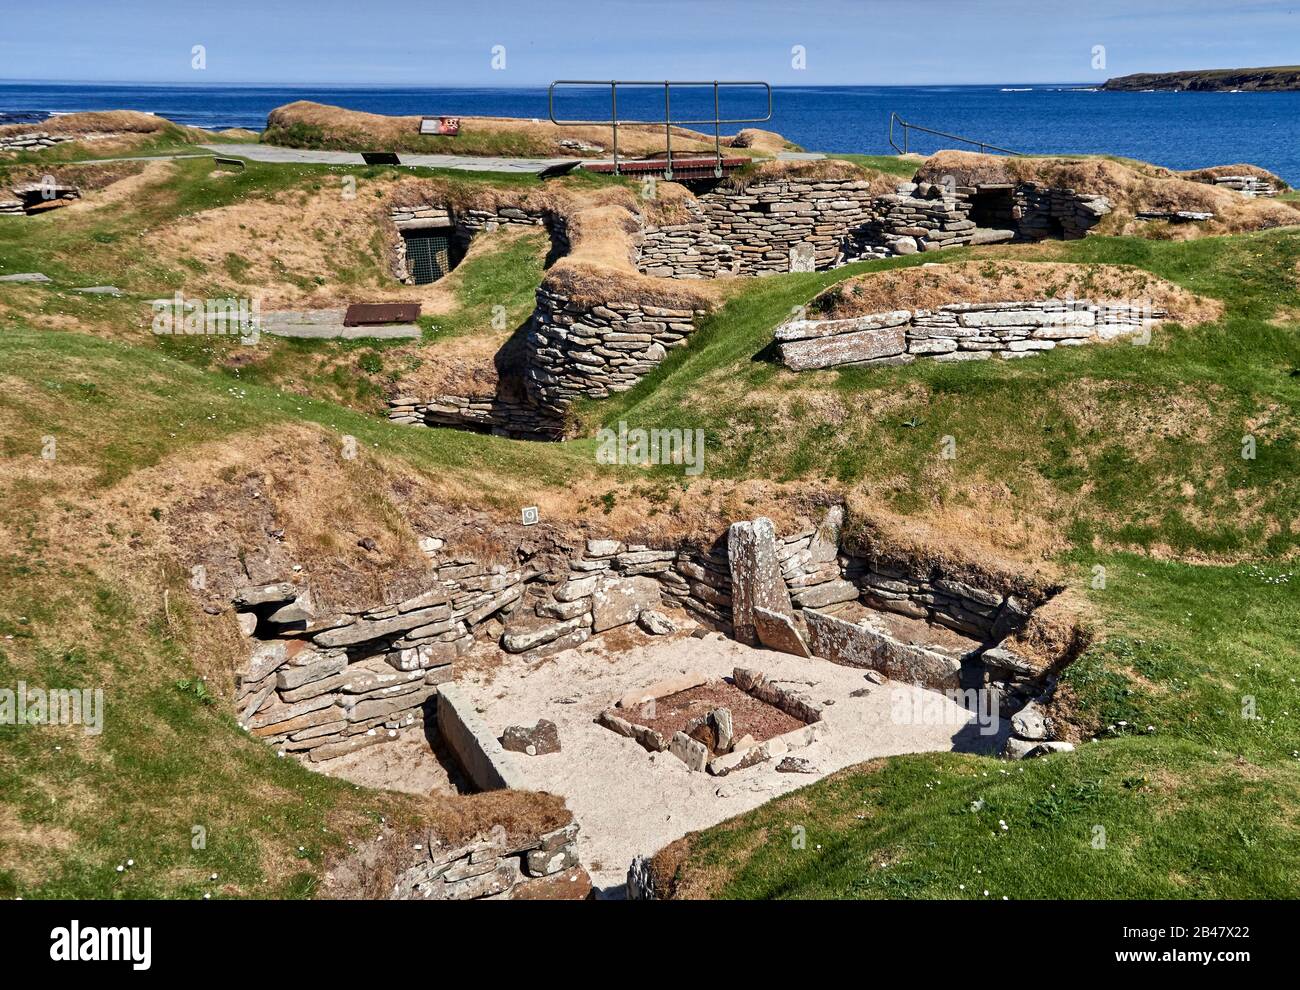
312;724;469;796
460;620;1008;894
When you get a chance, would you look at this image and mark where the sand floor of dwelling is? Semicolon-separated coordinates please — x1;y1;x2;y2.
459;616;1011;894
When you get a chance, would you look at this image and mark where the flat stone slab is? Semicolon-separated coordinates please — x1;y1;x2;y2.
804;608;962;689
778;325;907;371
616;671;710;709
73;285;123;296
261;309;421;340
753;606;813;658
0;272;51;282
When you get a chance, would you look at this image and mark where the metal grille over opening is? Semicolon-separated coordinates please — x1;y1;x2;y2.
403;230;452;284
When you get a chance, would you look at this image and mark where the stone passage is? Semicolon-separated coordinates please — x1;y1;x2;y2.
775;298;1166;370
855;180;1111;257
0;180;81;216
388;202;550;284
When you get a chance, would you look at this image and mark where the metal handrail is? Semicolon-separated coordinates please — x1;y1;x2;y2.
549;80;772;179
888;112;1022;156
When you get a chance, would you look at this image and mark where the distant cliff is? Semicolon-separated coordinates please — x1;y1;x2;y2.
1103;66;1300;92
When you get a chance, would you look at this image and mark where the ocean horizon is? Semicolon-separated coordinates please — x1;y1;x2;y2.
3;80;1298;182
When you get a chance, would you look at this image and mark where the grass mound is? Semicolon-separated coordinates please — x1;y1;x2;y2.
263;100;783;160
810;260;1222;324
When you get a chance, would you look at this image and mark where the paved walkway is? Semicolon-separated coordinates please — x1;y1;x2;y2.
72;144;822;176
200;143;583;174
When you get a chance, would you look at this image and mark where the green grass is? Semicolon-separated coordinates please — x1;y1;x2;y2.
423;227;549;343
664;556;1300;899
0;572;379;899
829;153;920;178
3;142;1300;899
0;329;589;494
576;228;1300;556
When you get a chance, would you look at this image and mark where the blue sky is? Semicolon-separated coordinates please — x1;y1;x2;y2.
2;0;1298;86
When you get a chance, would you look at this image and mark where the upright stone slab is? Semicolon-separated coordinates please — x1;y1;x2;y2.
728;517;794;647
591;576;660;632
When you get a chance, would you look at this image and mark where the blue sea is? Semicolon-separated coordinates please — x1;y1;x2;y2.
2;81;1298;182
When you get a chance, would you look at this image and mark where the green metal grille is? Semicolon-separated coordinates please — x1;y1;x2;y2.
404;232;451;284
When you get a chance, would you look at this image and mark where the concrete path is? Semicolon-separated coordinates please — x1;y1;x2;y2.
71;144;811;176
200;143;584;174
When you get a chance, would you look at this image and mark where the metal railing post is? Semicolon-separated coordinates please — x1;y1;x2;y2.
663;81;673;181
886;112;1021;157
713;81;722;178
611;81;619;175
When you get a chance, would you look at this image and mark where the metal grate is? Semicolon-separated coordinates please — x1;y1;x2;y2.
404;231;451;284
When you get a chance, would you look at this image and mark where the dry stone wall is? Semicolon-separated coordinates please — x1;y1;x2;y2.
386;392;561;439
639;177;1112;277
856;180;1111;257
231;533;737;762
638;176;881;277
390;821;584;900
0;131;77;152
522;287;706;416
776;298;1165;370
1200;174;1280;198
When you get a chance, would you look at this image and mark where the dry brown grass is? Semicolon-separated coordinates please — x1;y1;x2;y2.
264;100;764;159
840;503;1065;606
145;173;455;310
913;150;1299;235
319;790;573;898
0;110;172;138
730;127;795;154
812;260;1222;324
1180;163;1290;190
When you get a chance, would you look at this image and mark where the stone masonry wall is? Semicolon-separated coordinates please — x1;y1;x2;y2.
390;821;585;901
386;391;561;439
231;533;736;762
638;176;881;277
776;298;1164;371
0;131;77;152
856;180;1111;257
522;286;706;417
1200;174;1280;198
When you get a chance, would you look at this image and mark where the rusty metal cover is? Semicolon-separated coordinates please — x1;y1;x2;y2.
343;303;422;327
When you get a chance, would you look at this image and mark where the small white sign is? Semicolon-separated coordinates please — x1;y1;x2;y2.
521;506;539;526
